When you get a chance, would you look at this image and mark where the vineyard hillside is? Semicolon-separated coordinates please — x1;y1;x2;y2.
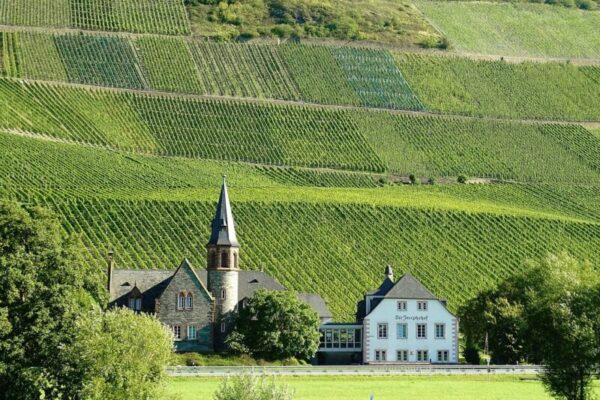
0;0;599;322
2;133;599;320
1;30;599;120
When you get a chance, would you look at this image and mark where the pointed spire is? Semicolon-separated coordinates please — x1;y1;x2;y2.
207;176;239;247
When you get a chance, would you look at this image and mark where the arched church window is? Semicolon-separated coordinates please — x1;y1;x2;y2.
221;252;228;268
186;293;193;310
177;292;185;310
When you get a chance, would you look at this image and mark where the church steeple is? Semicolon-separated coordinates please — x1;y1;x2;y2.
207;176;239;248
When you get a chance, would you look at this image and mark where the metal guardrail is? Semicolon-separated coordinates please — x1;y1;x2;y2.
166;364;543;377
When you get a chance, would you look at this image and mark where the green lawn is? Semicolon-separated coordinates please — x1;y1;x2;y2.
165;375;600;399
415;1;600;59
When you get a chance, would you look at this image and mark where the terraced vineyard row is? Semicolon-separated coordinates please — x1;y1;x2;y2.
3;29;599;120
0;0;190;34
396;53;600;121
2;78;600;183
0;31;425;109
3;129;599;223
6;194;596;320
357;111;600;184
0;79;385;171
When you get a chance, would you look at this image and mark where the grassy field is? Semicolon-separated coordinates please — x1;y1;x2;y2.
396;54;600;121
0;0;190;34
416;1;600;59
166;375;600;399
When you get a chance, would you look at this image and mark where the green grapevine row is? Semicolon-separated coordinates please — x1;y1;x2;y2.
396;53;600;121
10;194;598;320
2;78;599;182
0;0;190;35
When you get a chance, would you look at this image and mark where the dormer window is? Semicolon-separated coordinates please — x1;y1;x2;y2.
177;292;185;310
128;297;141;311
186;293;193;310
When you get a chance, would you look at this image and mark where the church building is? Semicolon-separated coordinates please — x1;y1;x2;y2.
107;178;331;352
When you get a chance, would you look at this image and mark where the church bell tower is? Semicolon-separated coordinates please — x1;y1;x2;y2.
207;177;240;350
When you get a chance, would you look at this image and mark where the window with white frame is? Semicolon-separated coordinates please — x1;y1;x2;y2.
435;323;446;339
187;325;197;340
417;350;428;362
173;325;181;340
397;301;407;311
397;350;408;362
186;293;193;310
437;350;449;362
377;323;388;339
417;301;428;311
177;292;185;310
396;323;408;339
417;323;427;339
375;350;387;362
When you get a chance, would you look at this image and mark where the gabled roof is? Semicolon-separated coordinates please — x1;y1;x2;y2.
164;258;213;301
207;177;239;247
109;267;332;320
384;273;438;300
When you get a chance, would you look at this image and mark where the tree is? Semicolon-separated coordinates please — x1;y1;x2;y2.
72;308;174;400
213;374;294;400
0;201;106;399
522;254;600;400
228;289;320;360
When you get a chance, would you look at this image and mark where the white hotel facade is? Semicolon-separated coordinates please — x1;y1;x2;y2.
318;266;459;364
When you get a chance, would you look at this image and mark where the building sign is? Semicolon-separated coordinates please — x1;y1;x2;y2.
395;315;428;321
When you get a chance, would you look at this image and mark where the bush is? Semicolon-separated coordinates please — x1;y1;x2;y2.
457;175;468;184
409;174;420;185
213;374;294;400
428;177;436;185
419;36;439;49
464;346;481;365
576;0;596;9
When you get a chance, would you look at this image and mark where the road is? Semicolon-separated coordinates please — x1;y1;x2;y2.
167;364;542;377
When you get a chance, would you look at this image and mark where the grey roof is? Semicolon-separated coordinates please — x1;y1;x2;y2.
298;292;333;320
384;273;438;300
109;267;332;320
208;177;239;247
366;276;395;296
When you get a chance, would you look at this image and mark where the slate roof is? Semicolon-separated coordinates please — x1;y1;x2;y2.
298;292;333;320
384;273;438;300
208;177;239;247
109;268;331;319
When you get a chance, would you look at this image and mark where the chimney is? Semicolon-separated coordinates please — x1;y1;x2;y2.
384;264;393;281
107;250;114;293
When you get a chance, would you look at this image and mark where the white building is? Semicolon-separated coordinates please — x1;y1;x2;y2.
318;266;459;364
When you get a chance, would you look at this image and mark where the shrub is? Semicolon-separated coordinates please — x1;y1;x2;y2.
428;177;436;185
213;374;294;400
464;346;481;365
457;175;467;184
419;36;439;49
409;174;420;185
438;36;451;50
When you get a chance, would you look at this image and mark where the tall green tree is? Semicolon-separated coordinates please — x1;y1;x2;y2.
0;201;106;399
72;308;174;400
522;254;600;400
228;289;320;360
